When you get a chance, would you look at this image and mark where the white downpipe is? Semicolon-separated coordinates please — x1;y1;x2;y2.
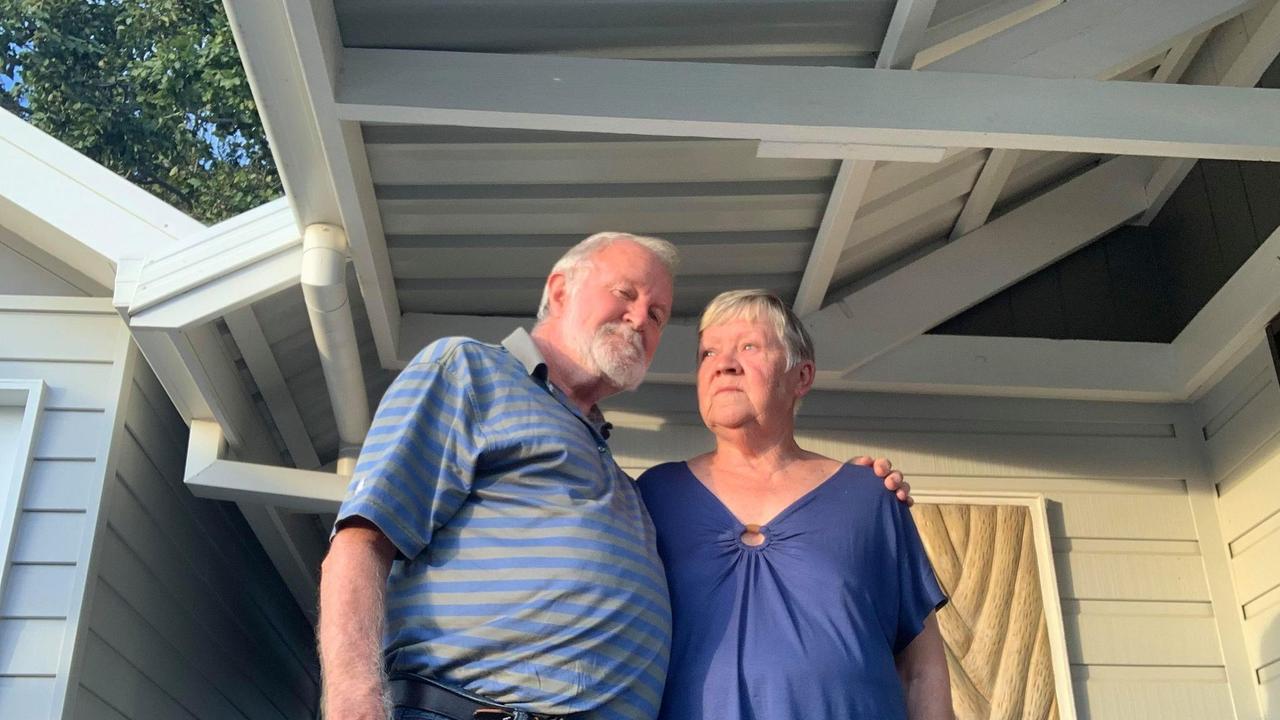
301;223;370;476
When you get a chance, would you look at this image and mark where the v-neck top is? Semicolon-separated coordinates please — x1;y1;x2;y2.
637;461;946;720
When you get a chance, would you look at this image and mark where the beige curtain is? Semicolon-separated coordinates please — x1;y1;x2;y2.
912;504;1059;720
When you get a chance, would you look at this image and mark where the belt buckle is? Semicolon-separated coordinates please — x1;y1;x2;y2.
472;709;518;720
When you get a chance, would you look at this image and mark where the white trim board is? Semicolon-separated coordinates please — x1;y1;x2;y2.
398;313;1181;402
0;379;46;601
0;109;199;290
222;0;401;368
335;49;1280;161
912;490;1078;720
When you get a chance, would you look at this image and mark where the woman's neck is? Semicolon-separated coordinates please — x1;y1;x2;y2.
708;425;806;475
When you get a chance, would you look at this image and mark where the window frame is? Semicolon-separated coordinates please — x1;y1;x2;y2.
0;379;47;598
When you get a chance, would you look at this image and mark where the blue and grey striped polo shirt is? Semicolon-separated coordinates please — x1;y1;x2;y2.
336;329;671;720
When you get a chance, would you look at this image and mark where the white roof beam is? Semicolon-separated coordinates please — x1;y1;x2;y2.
878;0;938;70
789;0;939;315
932;0;1253;244
335;48;1280;162
948;148;1020;241
1153;30;1213;84
792;161;877;315
1173;223;1280;399
398;313;1178;401
1141;0;1280;224
916;0;1060;67
756;142;946;163
223;307;323;470
846;335;1179;401
222;0;401;368
806;156;1153;375
926;0;1256;80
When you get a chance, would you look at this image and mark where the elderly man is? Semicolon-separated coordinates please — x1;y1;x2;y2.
318;232;911;720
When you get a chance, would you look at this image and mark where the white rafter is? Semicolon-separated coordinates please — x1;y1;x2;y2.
1142;0;1280;224
878;0;938;70
807;156;1153;376
938;0;1254;242
334;48;1280;162
948;148;1021;241
916;0;1060;67
222;0;402;368
1153;30;1212;84
223;306;322;470
926;0;1256;80
791;161;878;315
1173;225;1280;399
789;0;938;316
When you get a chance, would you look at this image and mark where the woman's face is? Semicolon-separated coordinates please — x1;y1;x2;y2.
696;317;812;432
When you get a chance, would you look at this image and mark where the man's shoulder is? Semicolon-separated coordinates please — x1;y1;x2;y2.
405;335;508;372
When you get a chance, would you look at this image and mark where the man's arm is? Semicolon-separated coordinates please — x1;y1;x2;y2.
852;455;914;506
896;613;954;720
318;518;397;720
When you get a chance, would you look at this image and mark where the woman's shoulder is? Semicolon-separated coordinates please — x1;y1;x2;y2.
636;460;692;484
827;462;899;505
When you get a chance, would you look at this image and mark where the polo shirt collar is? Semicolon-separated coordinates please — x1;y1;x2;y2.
502;328;613;440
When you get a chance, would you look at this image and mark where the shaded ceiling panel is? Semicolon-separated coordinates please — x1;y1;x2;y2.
335;0;895;65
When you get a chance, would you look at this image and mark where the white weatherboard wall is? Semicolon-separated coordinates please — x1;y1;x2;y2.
0;296;319;719
71;346;320;720
0;297;130;719
604;384;1247;720
1197;339;1280;718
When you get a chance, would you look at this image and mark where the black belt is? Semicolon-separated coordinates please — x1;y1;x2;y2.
388;674;570;720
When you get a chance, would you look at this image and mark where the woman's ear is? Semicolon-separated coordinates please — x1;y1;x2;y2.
793;360;816;398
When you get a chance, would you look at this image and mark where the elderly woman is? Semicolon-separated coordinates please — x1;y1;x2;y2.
638;289;953;720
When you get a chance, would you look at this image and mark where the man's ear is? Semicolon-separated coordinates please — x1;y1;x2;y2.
545;271;570;318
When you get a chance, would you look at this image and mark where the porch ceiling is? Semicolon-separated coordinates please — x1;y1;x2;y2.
113;0;1280;620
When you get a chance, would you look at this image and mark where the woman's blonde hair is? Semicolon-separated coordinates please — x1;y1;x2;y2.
698;289;815;370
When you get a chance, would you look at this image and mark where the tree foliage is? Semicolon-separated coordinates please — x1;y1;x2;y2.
0;0;281;223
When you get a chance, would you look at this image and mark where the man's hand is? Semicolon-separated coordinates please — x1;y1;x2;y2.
852;456;913;506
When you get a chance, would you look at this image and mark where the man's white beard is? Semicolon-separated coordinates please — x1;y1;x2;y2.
576;322;648;391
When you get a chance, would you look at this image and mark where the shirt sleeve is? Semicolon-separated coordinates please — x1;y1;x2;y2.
334;341;485;560
891;500;949;654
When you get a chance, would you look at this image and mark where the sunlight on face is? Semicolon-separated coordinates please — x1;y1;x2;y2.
696;318;802;431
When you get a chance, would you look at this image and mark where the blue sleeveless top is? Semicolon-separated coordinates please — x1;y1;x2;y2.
637;462;946;720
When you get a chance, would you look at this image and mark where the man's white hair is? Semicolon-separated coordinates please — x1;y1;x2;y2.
536;232;680;320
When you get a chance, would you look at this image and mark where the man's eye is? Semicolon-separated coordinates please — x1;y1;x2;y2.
743;343;756;350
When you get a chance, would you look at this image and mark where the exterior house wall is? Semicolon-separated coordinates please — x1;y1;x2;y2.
70;344;320;720
0;295;319;719
1196;339;1280;717
603;384;1250;719
0;297;131;719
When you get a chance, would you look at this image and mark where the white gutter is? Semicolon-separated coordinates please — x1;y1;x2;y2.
301;223;371;475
